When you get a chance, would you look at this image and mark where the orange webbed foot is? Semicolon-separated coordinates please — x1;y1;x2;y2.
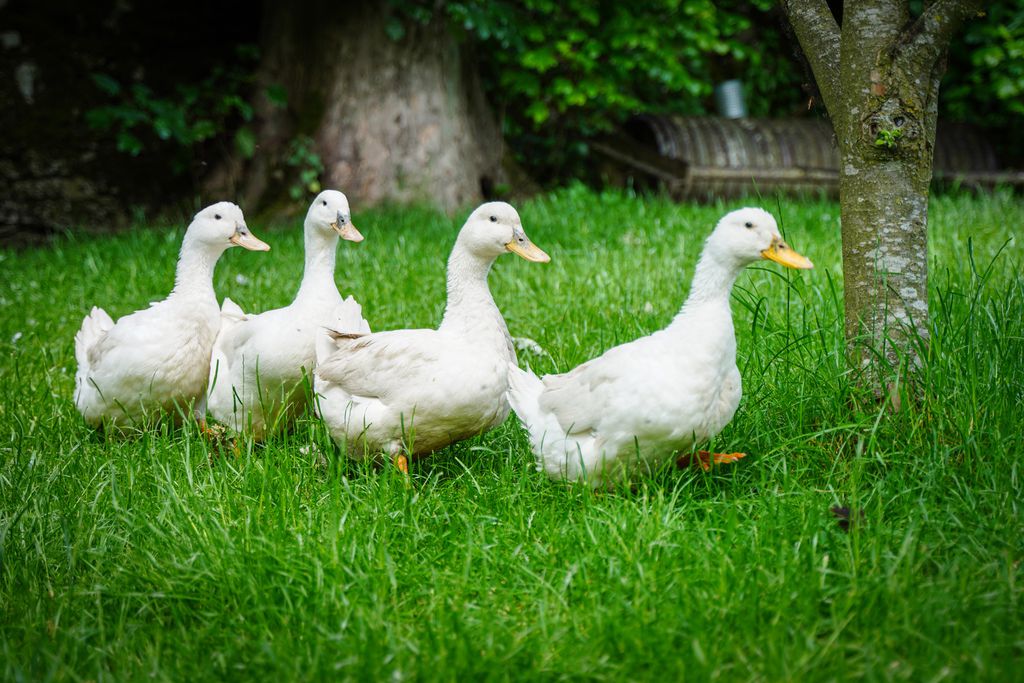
677;450;747;471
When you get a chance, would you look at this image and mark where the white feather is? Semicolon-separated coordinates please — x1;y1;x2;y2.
315;201;548;461
506;207;811;487
206;191;369;440
74;202;264;428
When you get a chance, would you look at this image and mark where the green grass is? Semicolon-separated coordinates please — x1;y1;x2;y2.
1;186;1022;681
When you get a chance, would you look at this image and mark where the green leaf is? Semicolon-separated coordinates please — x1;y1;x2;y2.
525;100;549;124
153;118;172;141
234;127;257;159
191;120;217;141
91;73;121;96
265;84;289;108
385;17;406;41
521;48;558;72
116;131;143;155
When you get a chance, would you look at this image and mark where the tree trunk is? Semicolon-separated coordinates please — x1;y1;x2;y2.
207;1;505;214
836;1;933;378
838;149;931;376
782;0;983;390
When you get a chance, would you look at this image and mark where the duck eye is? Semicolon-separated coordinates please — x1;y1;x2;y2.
215;214;222;220
489;216;497;223
322;200;327;206
744;221;753;228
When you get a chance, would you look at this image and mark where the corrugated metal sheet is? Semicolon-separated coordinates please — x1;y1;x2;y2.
596;116;1016;199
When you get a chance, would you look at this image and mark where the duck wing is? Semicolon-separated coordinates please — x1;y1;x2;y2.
315;329;440;401
539;339;654;436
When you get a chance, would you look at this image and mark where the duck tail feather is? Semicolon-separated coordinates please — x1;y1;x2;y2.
332;296;371;336
220;297;247;322
75;306;113;370
506;362;545;428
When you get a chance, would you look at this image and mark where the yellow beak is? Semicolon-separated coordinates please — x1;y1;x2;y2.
506;227;550;263
761;237;812;269
229;229;271;252
332;221;364;242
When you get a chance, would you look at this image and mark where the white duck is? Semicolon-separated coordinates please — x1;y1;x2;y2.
314;201;549;472
74;202;269;429
206;190;369;440
507;207;813;488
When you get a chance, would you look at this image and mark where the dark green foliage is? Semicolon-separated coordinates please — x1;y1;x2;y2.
444;0;804;179
942;2;1024;159
72;1;1024;188
85;46;259;174
285;136;326;201
390;0;1024;179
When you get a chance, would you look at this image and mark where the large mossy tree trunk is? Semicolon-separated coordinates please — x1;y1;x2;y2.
207;1;505;214
783;0;982;389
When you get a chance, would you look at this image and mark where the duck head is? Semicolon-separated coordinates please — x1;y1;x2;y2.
186;202;269;253
307;190;363;242
707;207;812;270
458;201;550;263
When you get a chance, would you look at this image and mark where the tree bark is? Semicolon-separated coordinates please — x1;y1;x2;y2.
838;0;929;377
782;0;983;387
207;1;505;214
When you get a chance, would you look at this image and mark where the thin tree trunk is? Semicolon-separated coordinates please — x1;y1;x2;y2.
782;0;983;391
837;0;932;377
838;149;931;375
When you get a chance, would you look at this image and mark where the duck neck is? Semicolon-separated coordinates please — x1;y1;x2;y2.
295;225;340;303
439;243;503;334
169;239;222;303
674;248;742;322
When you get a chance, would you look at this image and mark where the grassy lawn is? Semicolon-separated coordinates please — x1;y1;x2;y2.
1;187;1022;681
